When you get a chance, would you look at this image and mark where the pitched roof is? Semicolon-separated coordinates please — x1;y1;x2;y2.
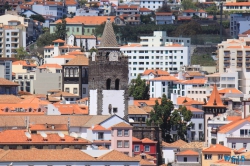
132;137;142;142
38;64;62;69
53;55;76;59
141;106;153;113
139;7;151;11
150;76;178;81
29;124;68;131
176;150;199;156
218;118;247;133
183;9;196;12
134;155;156;166
155;12;172;16
142;69;169;76
225;2;250;6
97;150;139;161
75;35;96;39
63;55;88;66
242;29;250;35
162;139;187;148
129;105;148;115
99;18;118;48
54;104;88;115
202;144;232;153
178;79;206;84
90;124;108;130
184;71;204;77
0;95;22;104
185;105;203;112
141;138;157;143
204;84;225;107
0;149;95;161
53;39;65;43
180;142;205;149
112;122;132;128
50;91;79;97
0;130;91;145
177;97;193;105
134;98;161;107
0;78;19;86
12;60;36;67
218;88;242;94
54;16;115;25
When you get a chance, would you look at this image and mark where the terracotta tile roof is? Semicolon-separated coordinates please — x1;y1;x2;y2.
218;119;246;133
132;137;142;142
141;106;153;113
63;55;88;66
53;55;76;59
0;149;95;161
50;91;79;97
227;46;242;49
183;9;196;12
134;155;156;165
134;98;161;107
54;104;88;115
53;39;65;43
129;105;148;115
162;141;171;147
29;124;68;131
65;0;78;5
225;2;250;6
227;116;242;121
38;64;62;69
178;16;192;21
218;88;242;94
204;84;225;107
150;76;178;81
0;78;19;86
242;29;250;35
111;122;132;128
97;150;139;161
177;97;193;105
202;144;232;153
182;100;204;105
19;96;50;105
117;5;138;9
165;43;183;47
0;130;91;145
180;142;205;149
98;146;108;150
163;139;187;148
141;138;157;143
54;16;115;25
142;69;169;76
67;51;85;55
234;147;246;154
140;7;151;11
184;71;204;77
0;95;22;104
59;45;81;49
90;125;108;130
178;78;206;84
176;150;199;156
120;43;142;48
75;35;96;39
155;12;172;16
135;153;156;160
185;106;203;112
12;60;37;67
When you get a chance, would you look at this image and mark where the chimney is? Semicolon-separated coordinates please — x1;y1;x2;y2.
45;123;48;128
51;125;55;129
46;94;48;100
60;94;63;100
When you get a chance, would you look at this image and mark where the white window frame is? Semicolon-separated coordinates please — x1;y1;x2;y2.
144;145;150;152
134;145;140;152
117;130;123;136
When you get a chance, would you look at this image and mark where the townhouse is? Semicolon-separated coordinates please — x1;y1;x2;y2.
67;35;97;50
155;12;175;25
128;105;149;126
0;77;19;95
182;9;207;18
120;31;190;81
132;137;157;158
139;0;164;11
0;57;14;80
223;2;250;11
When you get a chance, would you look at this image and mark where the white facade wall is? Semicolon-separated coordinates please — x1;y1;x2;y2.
140;0;164;11
67;5;78;13
176;156;199;163
100;116;127;129
32;4;67;19
189;114;204;141
155;15;175;25
102;90;125;118
44;58;68;65
162;147;175;163
149;80;169;98
89;89;98;115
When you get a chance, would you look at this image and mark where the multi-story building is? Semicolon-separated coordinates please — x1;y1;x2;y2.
31;1;67;20
120;31;190;81
0;23;26;58
217;37;250;93
116;5;139;15
0;77;19;95
155;12;175;25
67;35;97;51
182;9;207;18
132;137;157;158
224;2;250;12
0;58;13;80
115;14;141;25
50;16;115;36
230;13;250;38
62;55;89;98
139;0;164;11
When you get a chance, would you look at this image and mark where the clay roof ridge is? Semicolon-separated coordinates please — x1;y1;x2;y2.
99;18;118;48
205;84;225;107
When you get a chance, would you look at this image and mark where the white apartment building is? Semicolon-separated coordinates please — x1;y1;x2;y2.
116;5;140;15
32;1;67;20
223;2;250;11
140;0;164;11
120;31;190;81
0;23;26;58
217;37;250;93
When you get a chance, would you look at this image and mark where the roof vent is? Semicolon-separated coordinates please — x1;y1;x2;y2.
70;132;78;141
25;131;32;141
58;132;65;141
40;131;48;141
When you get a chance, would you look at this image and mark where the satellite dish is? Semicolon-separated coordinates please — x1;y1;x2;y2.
80;133;85;138
25;132;31;139
129;118;134;123
70;132;78;139
58;132;64;138
40;132;47;138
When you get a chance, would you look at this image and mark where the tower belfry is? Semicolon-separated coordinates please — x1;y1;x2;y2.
88;18;129;118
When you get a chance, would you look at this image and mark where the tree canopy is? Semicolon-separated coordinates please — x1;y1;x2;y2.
174;20;202;36
147;95;193;142
181;0;196;10
55;19;67;40
15;47;29;60
30;14;45;23
156;4;171;12
129;75;149;100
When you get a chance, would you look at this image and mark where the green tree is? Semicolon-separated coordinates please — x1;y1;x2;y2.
36;31;57;47
79;0;87;7
140;14;154;24
156;4;171;12
55;19;67;40
147;94;173;142
129;75;149;100
30;14;45;23
171;106;192;141
16;47;29;60
181;0;196;10
174;20;202;36
205;4;218;15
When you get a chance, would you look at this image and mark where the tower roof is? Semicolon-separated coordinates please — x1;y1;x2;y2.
205;84;225;107
99;18;118;48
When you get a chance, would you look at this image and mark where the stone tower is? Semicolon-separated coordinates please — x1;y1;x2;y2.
88;18;129;118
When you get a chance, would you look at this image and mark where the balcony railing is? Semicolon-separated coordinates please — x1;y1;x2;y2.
226;134;250;138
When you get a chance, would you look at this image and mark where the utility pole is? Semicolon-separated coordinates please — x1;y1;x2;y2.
220;1;223;43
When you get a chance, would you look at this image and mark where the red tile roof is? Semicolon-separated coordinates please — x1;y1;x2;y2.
202;144;232;153
142;69;169;76
54;16;115;25
38;64;62;69
204;84;225;107
176;150;199;156
150;76;178;81
0;78;19;86
53;39;65;43
12;60;36;67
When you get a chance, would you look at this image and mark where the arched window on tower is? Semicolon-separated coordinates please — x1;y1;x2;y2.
115;79;119;90
70;68;74;77
106;79;111;90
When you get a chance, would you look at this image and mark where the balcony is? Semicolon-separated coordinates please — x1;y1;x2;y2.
237;52;243;57
237;58;242;62
246;66;250;68
226;134;250;138
224;54;230;58
224;59;230;63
